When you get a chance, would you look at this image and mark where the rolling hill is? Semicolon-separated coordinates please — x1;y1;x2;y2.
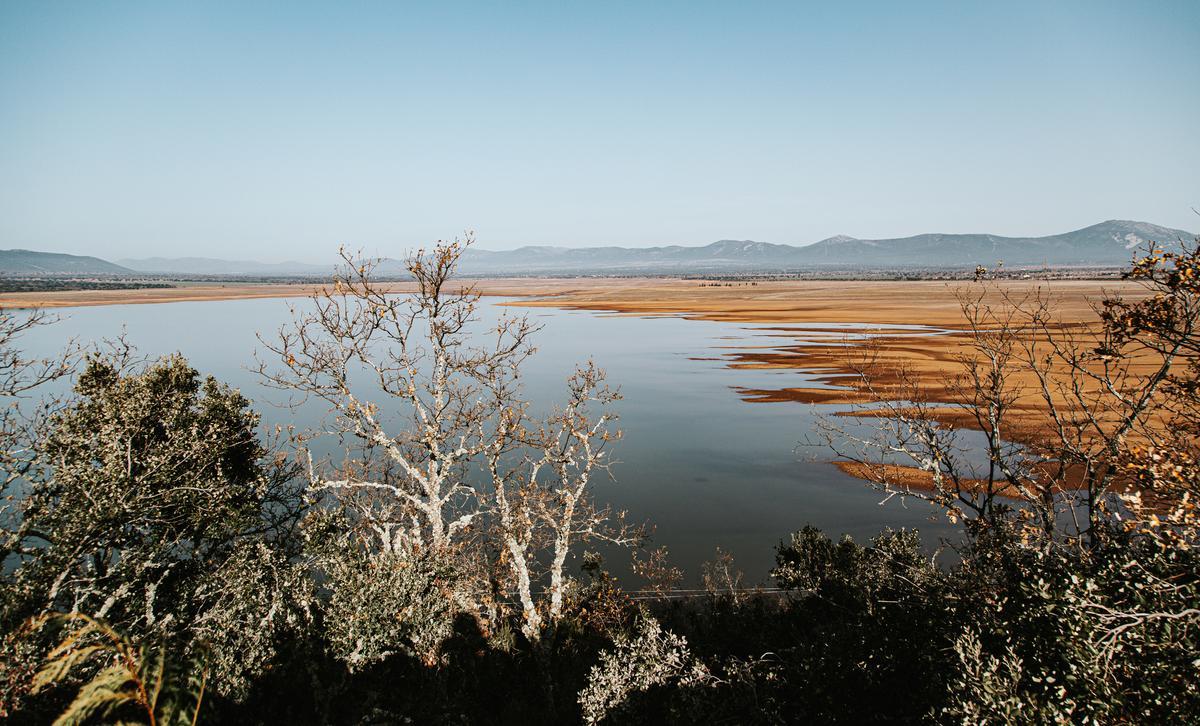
0;249;134;275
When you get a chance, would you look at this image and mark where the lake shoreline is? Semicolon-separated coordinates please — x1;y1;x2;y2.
3;277;1147;492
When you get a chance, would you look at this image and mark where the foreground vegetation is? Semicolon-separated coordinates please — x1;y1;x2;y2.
1;239;1197;724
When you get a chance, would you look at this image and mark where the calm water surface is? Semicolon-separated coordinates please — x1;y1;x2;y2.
22;297;958;580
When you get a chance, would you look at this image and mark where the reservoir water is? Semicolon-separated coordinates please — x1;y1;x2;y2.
20;296;958;580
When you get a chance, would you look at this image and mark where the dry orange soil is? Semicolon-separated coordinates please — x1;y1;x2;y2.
1;277;1150;490
502;278;1158;492
501;277;1149;407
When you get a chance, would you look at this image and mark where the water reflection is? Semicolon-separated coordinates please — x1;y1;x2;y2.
19;297;959;580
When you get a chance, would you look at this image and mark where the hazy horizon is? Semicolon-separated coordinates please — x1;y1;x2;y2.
2;1;1197;261
101;217;1200;266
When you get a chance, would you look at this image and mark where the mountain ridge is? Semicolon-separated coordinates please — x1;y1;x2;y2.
4;220;1194;277
0;249;134;275
455;220;1195;273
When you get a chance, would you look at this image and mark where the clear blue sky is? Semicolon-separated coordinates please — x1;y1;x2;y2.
1;1;1197;261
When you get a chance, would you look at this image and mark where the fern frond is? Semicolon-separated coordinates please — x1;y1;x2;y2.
32;644;108;692
31;612;207;726
51;665;139;726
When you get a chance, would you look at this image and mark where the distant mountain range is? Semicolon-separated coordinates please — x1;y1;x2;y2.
455;220;1196;274
789;220;1194;268
3;220;1195;277
0;249;134;275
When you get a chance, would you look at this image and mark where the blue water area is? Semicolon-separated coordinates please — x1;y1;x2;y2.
18;296;958;581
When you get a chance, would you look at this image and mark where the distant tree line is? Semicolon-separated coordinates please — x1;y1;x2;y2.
0;238;1197;724
0;280;175;293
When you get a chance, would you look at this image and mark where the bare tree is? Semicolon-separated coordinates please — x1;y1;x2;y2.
0;308;78;559
818;293;1051;530
261;237;634;637
259;238;537;554
483;360;634;634
1103;241;1200;543
0;309;76;398
821;240;1200;543
993;242;1197;540
538;363;630;620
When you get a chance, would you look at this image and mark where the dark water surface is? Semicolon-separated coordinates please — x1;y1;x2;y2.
22;297;958;580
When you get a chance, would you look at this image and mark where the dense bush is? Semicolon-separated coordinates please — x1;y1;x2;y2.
3;373;1197;723
1;354;307;717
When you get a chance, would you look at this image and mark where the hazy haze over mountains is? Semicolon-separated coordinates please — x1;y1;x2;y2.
115;257;333;276
3;221;1195;277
